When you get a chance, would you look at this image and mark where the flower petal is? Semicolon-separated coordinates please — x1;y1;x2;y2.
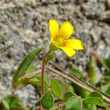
49;19;59;42
64;39;84;50
59;21;74;39
60;47;76;57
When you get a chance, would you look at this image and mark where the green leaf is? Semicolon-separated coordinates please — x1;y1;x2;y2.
56;80;67;98
66;96;77;109
63;92;75;102
88;92;102;99
41;91;53;109
71;99;82;110
18;77;39;85
18;73;49;90
12;48;43;88
2;95;23;109
103;59;110;69
83;92;103;106
18;66;40;85
66;96;82;110
37;73;49;85
68;84;75;93
104;86;110;95
101;84;110;95
46;52;56;61
49;43;58;51
83;97;103;106
18;73;49;92
26;66;37;76
10;102;22;108
74;85;89;98
89;104;97;110
89;56;96;83
101;84;109;93
33;75;48;90
69;68;84;78
50;79;61;98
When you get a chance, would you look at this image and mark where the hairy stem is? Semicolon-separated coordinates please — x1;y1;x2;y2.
24;69;42;78
40;50;51;110
55;104;66;110
42;50;51;95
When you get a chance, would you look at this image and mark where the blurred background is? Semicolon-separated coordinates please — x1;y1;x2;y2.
0;0;110;109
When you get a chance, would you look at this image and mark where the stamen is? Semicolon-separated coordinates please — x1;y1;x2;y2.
63;42;66;46
54;35;65;47
55;35;58;39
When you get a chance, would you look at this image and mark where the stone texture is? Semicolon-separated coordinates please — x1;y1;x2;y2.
0;0;110;109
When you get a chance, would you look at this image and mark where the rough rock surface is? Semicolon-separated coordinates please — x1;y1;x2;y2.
0;0;110;109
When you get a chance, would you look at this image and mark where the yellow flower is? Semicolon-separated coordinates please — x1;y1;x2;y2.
49;19;83;57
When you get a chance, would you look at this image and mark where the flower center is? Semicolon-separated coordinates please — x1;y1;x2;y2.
54;36;65;47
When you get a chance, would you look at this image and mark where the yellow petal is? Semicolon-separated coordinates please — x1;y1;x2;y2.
59;21;74;39
49;19;59;42
60;47;76;57
64;39;84;50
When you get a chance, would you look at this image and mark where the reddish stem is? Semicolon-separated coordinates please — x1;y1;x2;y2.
24;69;42;78
40;103;43;110
40;50;51;110
41;50;51;95
55;104;66;110
42;61;45;95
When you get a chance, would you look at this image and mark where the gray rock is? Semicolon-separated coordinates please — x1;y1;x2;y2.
97;42;109;59
1;25;24;61
15;85;36;107
79;32;90;42
81;3;103;19
0;0;110;108
0;83;11;100
99;11;110;22
24;11;35;30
